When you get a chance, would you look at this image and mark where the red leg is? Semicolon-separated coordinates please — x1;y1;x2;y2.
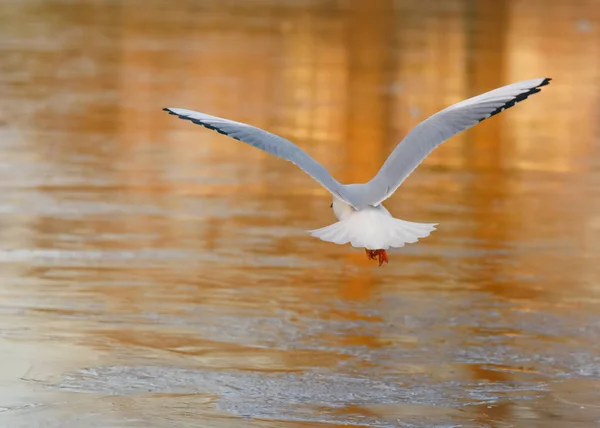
365;249;377;260
365;249;389;265
379;249;388;266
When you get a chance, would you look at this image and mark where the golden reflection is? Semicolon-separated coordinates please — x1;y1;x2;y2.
506;0;600;172
465;0;508;169
392;0;470;170
1;0;600;426
343;0;394;183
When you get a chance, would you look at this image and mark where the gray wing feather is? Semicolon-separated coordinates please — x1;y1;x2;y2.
355;78;551;207
164;78;550;210
164;108;350;204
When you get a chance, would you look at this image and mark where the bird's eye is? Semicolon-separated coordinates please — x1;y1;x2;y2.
330;203;333;208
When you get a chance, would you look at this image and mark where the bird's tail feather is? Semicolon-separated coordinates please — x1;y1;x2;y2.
309;209;437;250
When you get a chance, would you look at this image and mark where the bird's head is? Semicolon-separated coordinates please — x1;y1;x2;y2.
331;197;355;221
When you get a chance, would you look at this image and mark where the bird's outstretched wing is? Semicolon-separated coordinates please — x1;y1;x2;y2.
357;78;551;207
163;108;351;204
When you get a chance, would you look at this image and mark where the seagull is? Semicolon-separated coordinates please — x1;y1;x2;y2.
164;78;551;266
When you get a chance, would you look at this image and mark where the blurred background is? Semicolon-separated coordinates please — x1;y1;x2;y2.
1;0;600;427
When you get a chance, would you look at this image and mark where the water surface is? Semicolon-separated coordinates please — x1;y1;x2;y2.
1;1;600;427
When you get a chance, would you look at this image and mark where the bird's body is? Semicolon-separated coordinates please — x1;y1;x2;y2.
311;197;436;265
328;197;436;248
165;78;551;266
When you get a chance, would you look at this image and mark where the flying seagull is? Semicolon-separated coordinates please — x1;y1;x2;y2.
164;78;551;266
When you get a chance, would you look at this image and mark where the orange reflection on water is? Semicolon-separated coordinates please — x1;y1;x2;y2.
1;0;600;427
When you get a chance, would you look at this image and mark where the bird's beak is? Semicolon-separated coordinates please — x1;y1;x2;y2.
330;203;333;208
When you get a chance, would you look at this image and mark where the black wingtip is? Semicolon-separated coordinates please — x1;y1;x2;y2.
480;78;552;122
162;108;242;141
163;108;179;116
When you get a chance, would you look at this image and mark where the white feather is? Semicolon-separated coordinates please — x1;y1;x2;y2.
310;202;437;250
